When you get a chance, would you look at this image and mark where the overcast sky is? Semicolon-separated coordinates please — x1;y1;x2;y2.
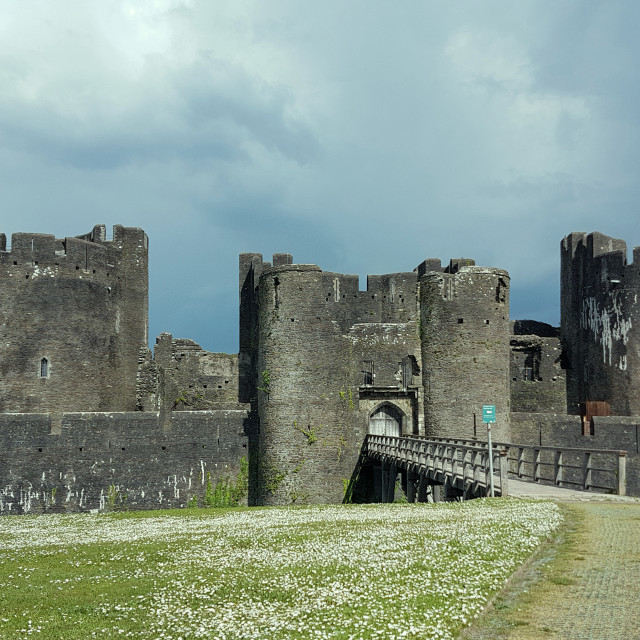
2;1;639;352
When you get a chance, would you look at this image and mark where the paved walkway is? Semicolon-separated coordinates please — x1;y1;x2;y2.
506;478;638;502
464;491;640;639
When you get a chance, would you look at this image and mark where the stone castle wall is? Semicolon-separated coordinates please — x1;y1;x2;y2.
510;321;567;413
250;253;515;504
137;332;246;413
420;265;511;440
255;264;367;505
245;255;426;505
561;232;640;415
2;224;639;511
0;225;148;422
0;410;249;514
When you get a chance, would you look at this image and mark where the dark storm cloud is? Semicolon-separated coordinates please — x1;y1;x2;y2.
174;54;321;165
0;55;319;171
1;1;638;351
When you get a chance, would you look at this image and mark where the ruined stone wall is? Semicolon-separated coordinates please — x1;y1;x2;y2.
421;265;511;440
561;232;640;415
137;333;246;413
0;410;249;514
0;225;148;421
510;321;567;413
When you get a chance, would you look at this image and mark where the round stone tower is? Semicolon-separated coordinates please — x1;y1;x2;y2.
256;263;361;506
420;266;511;441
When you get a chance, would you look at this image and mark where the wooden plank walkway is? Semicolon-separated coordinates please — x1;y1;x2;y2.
362;435;628;500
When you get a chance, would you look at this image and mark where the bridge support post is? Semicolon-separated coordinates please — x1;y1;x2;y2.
432;482;442;503
407;470;419;503
387;464;397;502
417;474;428;502
380;462;387;503
379;462;397;503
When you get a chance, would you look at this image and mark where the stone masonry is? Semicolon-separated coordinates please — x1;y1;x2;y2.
0;225;639;512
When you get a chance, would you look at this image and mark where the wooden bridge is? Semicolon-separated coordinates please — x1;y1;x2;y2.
362;434;627;502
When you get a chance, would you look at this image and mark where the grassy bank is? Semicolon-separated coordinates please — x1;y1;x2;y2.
0;499;561;639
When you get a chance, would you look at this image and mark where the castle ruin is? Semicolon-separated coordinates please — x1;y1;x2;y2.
0;225;638;513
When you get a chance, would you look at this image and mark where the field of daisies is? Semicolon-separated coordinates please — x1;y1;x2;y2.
0;499;562;639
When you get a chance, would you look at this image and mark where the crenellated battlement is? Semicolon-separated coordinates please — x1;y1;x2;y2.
253;254;502;330
562;231;637;267
413;256;476;276
562;231;640;292
0;224;148;283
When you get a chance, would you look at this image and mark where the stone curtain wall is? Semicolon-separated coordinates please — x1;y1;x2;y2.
0;410;249;514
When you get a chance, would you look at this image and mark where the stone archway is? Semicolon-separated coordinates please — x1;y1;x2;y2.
368;403;403;437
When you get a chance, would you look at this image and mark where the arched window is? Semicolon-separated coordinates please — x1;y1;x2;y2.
40;357;49;378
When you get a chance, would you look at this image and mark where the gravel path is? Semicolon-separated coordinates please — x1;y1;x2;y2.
463;499;640;639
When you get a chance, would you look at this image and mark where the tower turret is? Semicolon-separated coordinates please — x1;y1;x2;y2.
0;224;148;423
420;265;511;440
561;232;640;415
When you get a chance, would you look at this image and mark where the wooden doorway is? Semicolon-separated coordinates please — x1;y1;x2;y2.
368;404;402;437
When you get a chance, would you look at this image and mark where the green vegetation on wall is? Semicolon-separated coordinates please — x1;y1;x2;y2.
294;421;320;444
190;458;249;508
258;370;271;397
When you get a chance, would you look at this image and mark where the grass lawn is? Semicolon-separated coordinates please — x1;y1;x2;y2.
0;499;561;640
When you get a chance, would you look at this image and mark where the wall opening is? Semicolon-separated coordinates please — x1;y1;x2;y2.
513;348;540;381
443;276;454;300
40;357;49;378
401;355;418;389
362;360;374;385
496;277;507;303
368;404;402;437
333;277;341;302
273;277;280;308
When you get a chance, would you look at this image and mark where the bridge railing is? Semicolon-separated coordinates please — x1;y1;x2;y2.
407;436;627;496
364;434;509;497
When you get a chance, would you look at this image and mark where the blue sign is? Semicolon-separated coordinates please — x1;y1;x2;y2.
482;405;496;424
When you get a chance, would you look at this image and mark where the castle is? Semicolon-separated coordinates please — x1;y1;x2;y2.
0;225;638;513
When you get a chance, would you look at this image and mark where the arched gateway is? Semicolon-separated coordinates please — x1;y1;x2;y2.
368;404;403;437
